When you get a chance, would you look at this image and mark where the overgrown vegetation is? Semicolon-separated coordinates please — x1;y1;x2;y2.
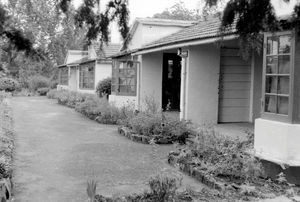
0;91;14;200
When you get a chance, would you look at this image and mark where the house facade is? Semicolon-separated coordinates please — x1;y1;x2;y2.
111;17;300;182
108;18;195;106
57;43;120;94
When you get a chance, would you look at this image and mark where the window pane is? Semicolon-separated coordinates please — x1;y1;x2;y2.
278;76;289;94
128;85;135;94
267;37;278;55
279;35;291;54
278;96;289;115
127;68;135;76
278;55;290;74
119;78;127;85
265;95;277;113
266;76;277;93
127;77;135;85
266;56;278;74
111;85;117;92
119;85;127;93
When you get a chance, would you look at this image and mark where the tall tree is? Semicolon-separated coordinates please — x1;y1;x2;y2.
57;0;129;44
153;1;201;21
204;0;300;59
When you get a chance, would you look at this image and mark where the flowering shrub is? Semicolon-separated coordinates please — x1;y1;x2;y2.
0;78;20;92
55;90;91;108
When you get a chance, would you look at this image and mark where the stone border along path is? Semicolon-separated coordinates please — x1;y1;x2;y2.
11;96;204;202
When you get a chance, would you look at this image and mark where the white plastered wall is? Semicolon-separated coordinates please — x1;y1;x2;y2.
69;67;78;91
184;44;221;124
255;119;300;166
139;52;163;110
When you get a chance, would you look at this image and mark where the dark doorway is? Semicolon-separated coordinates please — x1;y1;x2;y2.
162;53;181;111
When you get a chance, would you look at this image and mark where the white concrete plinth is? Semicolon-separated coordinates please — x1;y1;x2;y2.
109;95;137;109
254;118;300;166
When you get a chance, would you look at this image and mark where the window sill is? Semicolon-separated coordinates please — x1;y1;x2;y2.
261;113;291;123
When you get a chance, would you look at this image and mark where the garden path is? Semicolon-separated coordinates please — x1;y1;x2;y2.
11;96;202;202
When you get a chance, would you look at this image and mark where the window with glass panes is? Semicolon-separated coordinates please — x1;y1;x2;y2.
79;63;95;89
112;60;138;96
263;32;293;119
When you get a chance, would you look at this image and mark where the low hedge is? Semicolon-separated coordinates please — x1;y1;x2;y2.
47;90;133;125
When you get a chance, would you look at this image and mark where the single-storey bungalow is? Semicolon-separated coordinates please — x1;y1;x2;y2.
57;43;120;94
108;17;195;105
111;16;300;182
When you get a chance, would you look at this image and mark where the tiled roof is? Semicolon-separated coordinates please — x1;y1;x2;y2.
68;56;90;65
92;43;121;58
135;17;196;27
141;16;236;50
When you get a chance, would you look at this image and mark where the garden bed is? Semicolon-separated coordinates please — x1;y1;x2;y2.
167;127;300;201
48;90;193;145
0;92;14;201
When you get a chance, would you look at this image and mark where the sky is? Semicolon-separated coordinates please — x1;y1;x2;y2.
73;0;299;43
1;0;298;42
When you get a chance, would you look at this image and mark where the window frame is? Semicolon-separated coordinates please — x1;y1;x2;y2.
261;30;295;123
59;66;69;86
79;62;95;90
112;59;139;96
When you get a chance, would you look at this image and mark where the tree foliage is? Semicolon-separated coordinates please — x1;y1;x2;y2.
57;0;129;44
0;4;35;56
153;1;200;21
204;0;300;59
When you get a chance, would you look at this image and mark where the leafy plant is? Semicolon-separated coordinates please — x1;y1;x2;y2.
87;179;97;202
96;77;111;98
176;127;264;183
0;78;20;92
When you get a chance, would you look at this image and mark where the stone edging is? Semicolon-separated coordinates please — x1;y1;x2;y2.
117;126;174;144
118;126;151;144
168;152;225;191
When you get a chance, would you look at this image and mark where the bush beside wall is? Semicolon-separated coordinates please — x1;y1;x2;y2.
96;77;111;98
